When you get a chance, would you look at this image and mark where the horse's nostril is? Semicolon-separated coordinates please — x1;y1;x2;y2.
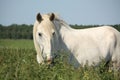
47;59;52;64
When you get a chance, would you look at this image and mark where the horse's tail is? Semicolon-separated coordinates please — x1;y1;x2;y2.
111;28;120;70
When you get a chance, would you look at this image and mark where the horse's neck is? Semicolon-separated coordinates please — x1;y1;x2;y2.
54;19;75;51
58;25;74;51
60;25;73;36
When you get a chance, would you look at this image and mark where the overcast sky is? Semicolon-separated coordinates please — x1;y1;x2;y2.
0;0;120;25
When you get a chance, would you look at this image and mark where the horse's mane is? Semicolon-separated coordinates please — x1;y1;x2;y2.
47;13;70;29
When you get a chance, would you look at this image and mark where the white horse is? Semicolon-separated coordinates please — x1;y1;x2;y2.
33;13;120;68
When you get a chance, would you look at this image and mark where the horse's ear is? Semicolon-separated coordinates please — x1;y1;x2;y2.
50;13;55;21
36;13;42;22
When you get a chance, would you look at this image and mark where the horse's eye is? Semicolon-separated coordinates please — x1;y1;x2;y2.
52;32;55;36
38;33;42;37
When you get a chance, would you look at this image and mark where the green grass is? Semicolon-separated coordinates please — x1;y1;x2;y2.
0;39;34;49
0;39;120;80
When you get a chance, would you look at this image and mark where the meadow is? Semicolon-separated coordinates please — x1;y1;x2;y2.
0;39;120;80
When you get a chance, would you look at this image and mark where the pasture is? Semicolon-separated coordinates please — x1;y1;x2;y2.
0;39;120;80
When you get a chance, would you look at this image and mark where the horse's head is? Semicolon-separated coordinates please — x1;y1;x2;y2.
34;13;57;65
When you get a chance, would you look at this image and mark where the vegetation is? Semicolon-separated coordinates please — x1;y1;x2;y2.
0;24;120;39
0;24;33;39
0;39;34;49
0;39;120;80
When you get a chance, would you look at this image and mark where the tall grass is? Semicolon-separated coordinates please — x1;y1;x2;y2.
0;39;120;80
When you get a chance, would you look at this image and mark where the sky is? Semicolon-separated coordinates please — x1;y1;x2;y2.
0;0;120;25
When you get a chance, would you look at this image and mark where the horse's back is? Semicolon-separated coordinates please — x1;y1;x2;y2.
71;26;120;66
76;26;117;34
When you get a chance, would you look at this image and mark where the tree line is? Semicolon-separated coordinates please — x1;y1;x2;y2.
0;24;120;39
0;24;33;39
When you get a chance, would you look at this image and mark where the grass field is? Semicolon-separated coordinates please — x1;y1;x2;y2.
0;39;34;49
0;39;120;80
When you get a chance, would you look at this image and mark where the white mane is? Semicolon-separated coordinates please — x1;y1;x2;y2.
54;14;70;28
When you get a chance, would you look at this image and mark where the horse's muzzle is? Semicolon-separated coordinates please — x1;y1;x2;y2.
46;56;54;65
47;59;52;64
46;54;57;66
